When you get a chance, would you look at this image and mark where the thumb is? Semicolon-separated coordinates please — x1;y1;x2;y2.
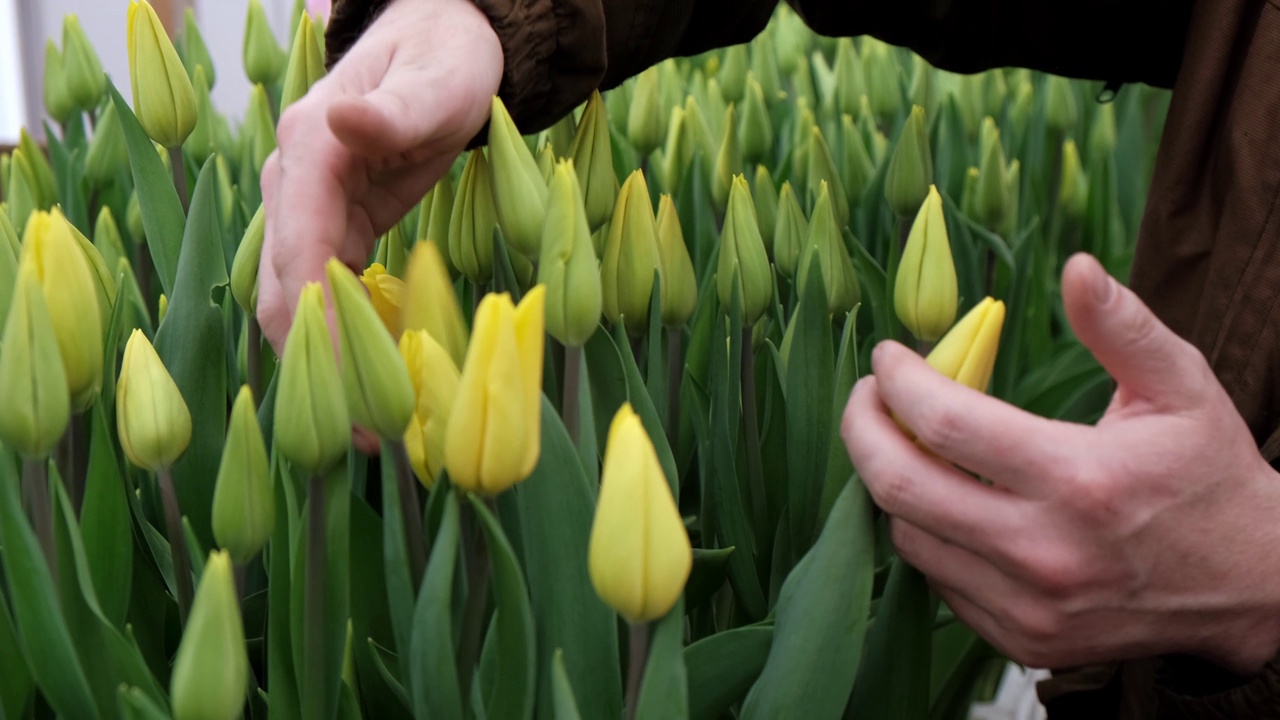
327;70;490;159
1062;253;1209;406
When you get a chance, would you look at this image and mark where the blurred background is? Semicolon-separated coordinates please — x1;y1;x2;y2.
0;0;332;144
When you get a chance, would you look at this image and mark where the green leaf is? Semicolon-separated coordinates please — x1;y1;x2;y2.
368;639;411;711
0;586;34;719
818;309;860;527
117;686;170;720
786;256;834;559
636;601;688;720
927;632;999;720
684;547;734;611
470;495;536;720
685;625;774;720
378;441;415;660
267;455;302;720
740;481;875;719
350;497;413;719
551;649;584;720
408;491;464;720
108;82;185;296
80;403;133;626
847;561;934;718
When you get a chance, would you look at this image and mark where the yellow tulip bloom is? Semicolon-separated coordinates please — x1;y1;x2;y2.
926;297;1006;393
117;329;192;471
895;185;958;342
127;0;197;148
400;330;459;488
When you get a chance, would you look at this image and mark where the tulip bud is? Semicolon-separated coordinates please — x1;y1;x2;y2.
212;386;274;564
230;205;266;314
570;91;619;233
894;186;957;341
975;118;1009;232
126;191;144;242
711;104;744;216
658;105;687;194
656;195;697;328
1044;75;1078;134
360;263;405;338
402;242;469;368
63;15;106;112
1005;159;1022;239
1008;80;1034;131
325;259;415;439
908;55;935;114
538;161;602;347
22;210;104;409
400;330;459;488
807;125;849;229
449;150;498;286
840;114;876;203
43;41;75;125
718;175;772;325
960;166;980;221
627;66;666;158
445;286;546;495
376;225;408;279
86;102;129;187
117;329;191;470
773;181;808;280
740;75;774;166
185;66;218;167
68;219;117;335
750;33;783;101
274;283;350;474
489;96;549;258
602;171;662;336
0;260;70;459
170;551;249;720
181;7;216;88
885;105;934;218
801;181;860;315
18;130;58;211
280;13;326;113
1058;140;1088;221
1087;103;1117;162
128;0;198;148
926;297;1006;392
753;165;778;253
243;83;277;172
588;403;692;623
681;95;717;177
244;0;285;86
790;62;816;113
983;70;1008;118
417;178;457;276
810;51;837;117
537;142;556;184
718;45;749;104
157;294;169;324
831;39;863;117
863;39;903;124
789;105;816;201
5;150;38;233
545;112;577;161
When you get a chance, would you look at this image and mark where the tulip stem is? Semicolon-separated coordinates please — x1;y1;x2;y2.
158;467;193;624
666;327;682;448
390;441;427;589
304;473;327;720
563;345;582;444
247;317;263;402
624;621;651;720
22;458;57;585
169;146;189;214
740;329;768;536
457;500;492;703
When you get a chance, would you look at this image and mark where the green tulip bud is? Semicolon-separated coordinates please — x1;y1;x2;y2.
93;207;128;280
243;0;285;86
749;32;783;101
85;102;129;187
975;118;1009;232
810;51;836;117
895;186;957;341
659;105;687;194
545;111;577;161
774;6;809;75
489;96;548;258
0;208;18;260
417;178;457;277
864;39;903;124
807;125;849;228
718;175;772;325
243;83;277;172
5;151;37;233
570;91;619;233
128;0;198;148
170;551;249;720
212;386;274;564
790;61;816;111
801;181;860;315
185;65;217;167
18;130;57;211
753;165;778;253
117;329;191;470
1044;75;1078;135
126;190;144;243
718;45;749;104
181;7;216;88
602;170;661;336
377;225;408;278
840;114;875;203
983;70;1008;119
740;74;774;166
539;161;602;347
43;41;75;125
961;166;980;220
280;13;326;113
833;38;865;118
62;15;106;112
711;104;744;217
0;220;16;337
908;55;935;114
1008;80;1034;132
1087;103;1117;162
275;283;350;474
627;66;666;158
0;258;70;458
1004;159;1021;239
1058;139;1088;220
537;142;556;184
157;294;168;325
789;104;816;201
681;94;717;177
656;194;697;327
231;205;265;314
607;78;632;132
449;150;497;286
885;105;934;218
773;181;807;279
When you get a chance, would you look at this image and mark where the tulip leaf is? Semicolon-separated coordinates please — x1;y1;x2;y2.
368;638;411;711
511;398;623;719
636;600;689;720
378;440;415;660
80;403;134;626
685;625;774;720
350;496;413;720
684;547;735;611
551;649;584;720
117;686;171;720
786;256;834;560
847;560;935;719
469;494;537;720
108;83;185;296
818;308;860;527
408;490;464;720
927;631;999;720
740;480;875;720
154;158;229;547
267;454;302;720
0;451;101;720
0;553;34;719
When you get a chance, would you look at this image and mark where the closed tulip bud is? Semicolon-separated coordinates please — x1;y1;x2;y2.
753;165;778;253
181;7;216;87
1058;140;1089;220
588;403;692;623
68;219;117;334
841;115;876;204
740;75;773;166
280;13;325;113
325;258;415;439
18;130;57;212
750;33;783;100
539;161;602;346
656;195;696;327
773;182;807;279
489;96;548;257
360;263;404;337
0;261;70;458
157;294;168;324
400;330;459;488
417;178;457;276
275;283;349;474
230;205;266;314
185;65;217;166
243;84;277;172
117;329;191;470
833;38;865;117
718;45;749;104
975;118;1009;232
1044;75;1078;134
1088;103;1117;162
170;551;248;720
1008;80;1034;132
908;55;935;114
449;150;498;285
983;70;1008;118
128;0;197;148
926;297;1006;392
570;91;619;233
22;210;104;409
537;142;556;184
43;41;74;124
810;51;836;116
885;105;934;218
790;62;816;112
126;191;144;242
63;15;106;112
718;175;772;325
85;102;129;187
377;225;408;279
5;151;37;233
807;125;849;228
864;40;903;123
545;112;577;161
801;181;860;315
243;0;285;86
402;242;469;368
1003;159;1022;239
627;66;666;157
682;95;717;174
790;105;816;201
445;286;545;495
0;210;17;260
711;104;744;216
602;171;662;336
659;105;687;194
212;386;274;564
895;186;957;341
960;166;980;220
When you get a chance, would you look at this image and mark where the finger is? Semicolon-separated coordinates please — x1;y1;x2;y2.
328;71;486;160
1061;253;1211;407
843;377;1027;555
890;519;1024;604
870;341;1084;495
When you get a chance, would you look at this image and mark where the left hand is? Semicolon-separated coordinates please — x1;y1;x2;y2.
843;253;1280;672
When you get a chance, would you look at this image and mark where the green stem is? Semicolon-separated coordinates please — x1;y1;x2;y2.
158;467;192;624
303;473;327;720
740;328;767;535
169;146;189;214
22;458;56;585
247;316;263;403
457;499;492;703
624;622;651;720
666;327;682;449
390;441;427;590
562;344;582;444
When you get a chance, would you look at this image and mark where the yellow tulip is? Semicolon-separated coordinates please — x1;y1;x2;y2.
360;263;405;338
926;297;1006;393
400;330;459;488
401;242;469;368
0;260;69;459
895;186;958;342
117;329;192;471
588;403;692;623
444;286;545;496
273;283;350;474
127;0;197;148
170;551;249;720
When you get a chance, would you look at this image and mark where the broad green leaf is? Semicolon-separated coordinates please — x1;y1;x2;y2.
267;454;302;720
80;403;133;626
684;547;734;612
350;497;413;719
551;649;584;720
786;256;834;559
379;440;415;660
685;625;773;720
368;639;411;711
635;600;688;720
0;586;33;719
117;686;170;720
470;495;536;720
847;561;934;718
408;491;464;720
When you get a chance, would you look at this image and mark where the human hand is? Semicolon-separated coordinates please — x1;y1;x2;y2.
257;0;502;351
843;253;1280;673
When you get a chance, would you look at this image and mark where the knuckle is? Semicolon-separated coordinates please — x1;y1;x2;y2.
889;521;919;562
1008;602;1065;647
1021;546;1086;597
914;401;967;455
871;466;914;516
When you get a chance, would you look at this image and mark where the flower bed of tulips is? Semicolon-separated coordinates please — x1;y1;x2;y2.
0;2;1169;719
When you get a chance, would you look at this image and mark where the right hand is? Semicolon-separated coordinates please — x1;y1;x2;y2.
257;0;503;352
